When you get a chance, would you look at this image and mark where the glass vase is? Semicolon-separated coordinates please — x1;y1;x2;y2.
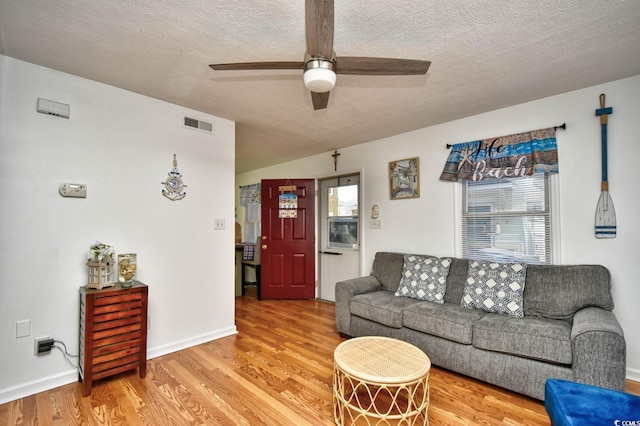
118;253;137;288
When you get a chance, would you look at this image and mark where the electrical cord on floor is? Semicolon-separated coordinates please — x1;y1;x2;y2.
53;340;79;369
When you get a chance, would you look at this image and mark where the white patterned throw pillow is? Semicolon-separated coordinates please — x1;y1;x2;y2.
461;260;527;317
395;255;452;303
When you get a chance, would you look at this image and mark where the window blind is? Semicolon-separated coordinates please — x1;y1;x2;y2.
244;204;261;244
461;174;551;264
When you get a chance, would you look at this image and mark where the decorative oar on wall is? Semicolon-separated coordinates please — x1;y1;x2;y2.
595;93;616;238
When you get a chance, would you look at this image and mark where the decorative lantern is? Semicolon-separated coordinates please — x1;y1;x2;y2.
87;242;116;289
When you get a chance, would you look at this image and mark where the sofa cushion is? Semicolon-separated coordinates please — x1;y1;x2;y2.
523;264;613;320
473;314;572;364
395;255;451;303
403;301;486;344
350;291;419;329
370;252;406;292
461;261;527;318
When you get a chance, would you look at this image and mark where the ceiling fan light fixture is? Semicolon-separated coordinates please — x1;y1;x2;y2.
303;59;336;93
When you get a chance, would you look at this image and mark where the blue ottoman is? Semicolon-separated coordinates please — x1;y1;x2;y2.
545;379;640;425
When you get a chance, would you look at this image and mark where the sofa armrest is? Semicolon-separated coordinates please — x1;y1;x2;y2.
335;276;382;336
571;307;626;391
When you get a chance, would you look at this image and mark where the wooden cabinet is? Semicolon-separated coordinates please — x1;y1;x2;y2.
79;281;148;396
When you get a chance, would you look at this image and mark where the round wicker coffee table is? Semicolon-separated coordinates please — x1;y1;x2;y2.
333;336;431;425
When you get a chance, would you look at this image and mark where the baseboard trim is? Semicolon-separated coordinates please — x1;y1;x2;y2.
0;326;238;405
0;370;78;405
627;367;640;383
147;326;238;360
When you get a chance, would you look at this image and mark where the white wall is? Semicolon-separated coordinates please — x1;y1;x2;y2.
0;55;237;403
237;75;640;381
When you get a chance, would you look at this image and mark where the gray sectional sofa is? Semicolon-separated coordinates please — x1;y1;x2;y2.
335;252;626;400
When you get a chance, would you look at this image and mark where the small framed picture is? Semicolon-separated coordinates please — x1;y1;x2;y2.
389;157;420;200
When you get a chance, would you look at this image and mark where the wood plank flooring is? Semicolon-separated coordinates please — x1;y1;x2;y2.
2;287;638;425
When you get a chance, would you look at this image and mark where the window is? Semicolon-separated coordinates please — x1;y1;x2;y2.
244;204;260;244
327;184;359;249
461;174;551;264
240;183;261;243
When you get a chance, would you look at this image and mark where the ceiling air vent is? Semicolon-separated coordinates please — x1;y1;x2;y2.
183;116;213;134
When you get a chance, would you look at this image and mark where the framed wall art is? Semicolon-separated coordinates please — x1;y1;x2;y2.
389;157;420;200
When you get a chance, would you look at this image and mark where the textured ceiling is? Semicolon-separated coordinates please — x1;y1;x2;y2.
1;1;639;172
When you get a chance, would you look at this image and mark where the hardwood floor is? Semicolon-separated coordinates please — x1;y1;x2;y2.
1;287;638;425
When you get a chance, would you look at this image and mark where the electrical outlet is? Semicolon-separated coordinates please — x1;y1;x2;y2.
34;337;54;355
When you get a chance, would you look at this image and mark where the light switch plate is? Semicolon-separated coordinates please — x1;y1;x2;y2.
214;218;225;230
16;320;31;338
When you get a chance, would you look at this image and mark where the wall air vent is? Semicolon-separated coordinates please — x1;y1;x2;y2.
183;116;214;134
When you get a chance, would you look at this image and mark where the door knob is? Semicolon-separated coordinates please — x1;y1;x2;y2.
261;244;267;250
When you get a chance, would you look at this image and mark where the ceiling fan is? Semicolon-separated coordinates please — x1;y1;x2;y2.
209;0;431;110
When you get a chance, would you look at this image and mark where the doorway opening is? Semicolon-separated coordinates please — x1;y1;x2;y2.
318;173;361;301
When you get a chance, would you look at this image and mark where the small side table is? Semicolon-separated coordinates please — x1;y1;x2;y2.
333;336;431;425
79;281;148;397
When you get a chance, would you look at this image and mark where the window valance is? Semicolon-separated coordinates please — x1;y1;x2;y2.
440;127;558;182
240;183;261;205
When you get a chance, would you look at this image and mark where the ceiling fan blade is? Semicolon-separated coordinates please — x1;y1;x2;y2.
306;0;334;59
335;57;431;75
209;61;304;71
311;91;330;110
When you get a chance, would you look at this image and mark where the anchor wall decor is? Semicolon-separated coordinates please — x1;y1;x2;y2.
161;154;188;201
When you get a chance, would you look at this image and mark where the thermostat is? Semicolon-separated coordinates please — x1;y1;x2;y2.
37;98;70;119
59;183;87;198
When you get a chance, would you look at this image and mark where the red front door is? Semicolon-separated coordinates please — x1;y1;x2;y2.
260;179;315;299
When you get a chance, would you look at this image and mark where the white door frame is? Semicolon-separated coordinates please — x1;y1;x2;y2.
318;173;362;301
